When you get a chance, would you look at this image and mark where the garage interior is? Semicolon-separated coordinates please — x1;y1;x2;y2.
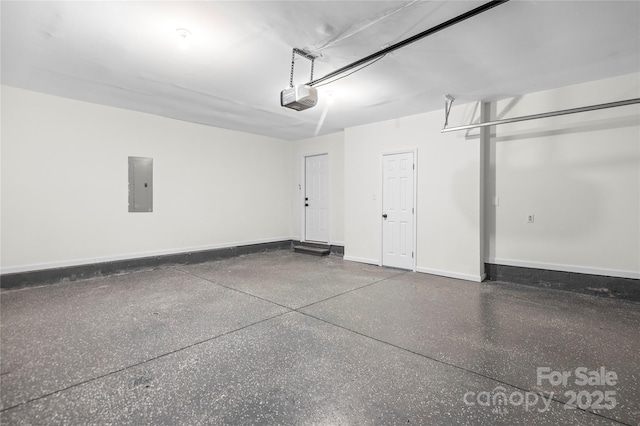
1;1;639;424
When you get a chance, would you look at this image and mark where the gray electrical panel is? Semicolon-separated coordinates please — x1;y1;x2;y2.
128;157;153;212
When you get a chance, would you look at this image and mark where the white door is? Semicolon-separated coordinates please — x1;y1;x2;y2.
382;152;414;269
305;154;329;242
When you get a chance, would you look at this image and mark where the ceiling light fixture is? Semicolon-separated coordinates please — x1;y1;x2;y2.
175;28;192;49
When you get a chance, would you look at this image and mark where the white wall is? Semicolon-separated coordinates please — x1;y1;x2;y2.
1;86;293;273
4;73;638;280
342;73;639;281
290;132;345;245
344;104;485;281
485;73;640;278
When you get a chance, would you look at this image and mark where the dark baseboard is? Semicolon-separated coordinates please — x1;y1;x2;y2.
485;263;640;302
1;240;293;290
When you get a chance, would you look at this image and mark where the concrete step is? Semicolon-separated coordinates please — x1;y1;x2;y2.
294;244;330;256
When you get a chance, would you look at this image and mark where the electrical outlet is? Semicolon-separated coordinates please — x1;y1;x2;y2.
527;214;534;223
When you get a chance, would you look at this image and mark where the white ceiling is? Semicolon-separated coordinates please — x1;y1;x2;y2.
2;1;639;140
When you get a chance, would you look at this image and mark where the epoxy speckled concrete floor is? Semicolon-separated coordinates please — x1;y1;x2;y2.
1;251;638;425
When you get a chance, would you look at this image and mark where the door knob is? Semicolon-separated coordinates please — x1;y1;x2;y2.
382;214;388;219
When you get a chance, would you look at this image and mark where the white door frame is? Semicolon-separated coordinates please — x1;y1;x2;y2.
380;149;417;271
301;153;330;243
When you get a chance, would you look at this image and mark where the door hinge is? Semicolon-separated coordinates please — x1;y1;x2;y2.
413;163;415;170
412;252;414;258
412;207;414;214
